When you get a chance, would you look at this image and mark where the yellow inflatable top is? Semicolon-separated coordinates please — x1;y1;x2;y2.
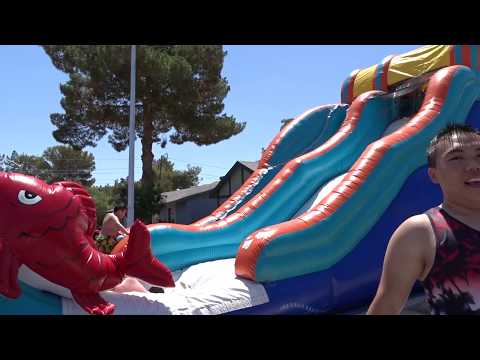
341;45;479;104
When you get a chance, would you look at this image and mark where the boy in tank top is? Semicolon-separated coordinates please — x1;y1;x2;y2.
368;124;480;315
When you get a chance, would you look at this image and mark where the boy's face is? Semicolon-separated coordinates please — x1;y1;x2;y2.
428;133;480;207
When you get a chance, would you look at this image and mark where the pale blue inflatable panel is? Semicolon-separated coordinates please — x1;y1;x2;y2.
151;96;395;271
269;105;349;166
254;66;480;282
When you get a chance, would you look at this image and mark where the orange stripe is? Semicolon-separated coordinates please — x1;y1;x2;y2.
462;45;472;68
381;55;395;91
478;46;480;71
449;45;455;65
235;66;461;281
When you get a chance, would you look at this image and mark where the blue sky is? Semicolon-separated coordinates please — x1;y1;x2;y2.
0;45;420;186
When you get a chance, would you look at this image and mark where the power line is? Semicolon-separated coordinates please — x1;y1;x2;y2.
4;166;224;176
166;157;229;170
17;156;233;170
94;156;235;170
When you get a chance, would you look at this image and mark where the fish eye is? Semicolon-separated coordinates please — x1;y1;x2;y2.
18;190;42;205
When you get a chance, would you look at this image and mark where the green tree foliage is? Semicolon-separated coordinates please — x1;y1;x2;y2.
88;185;116;227
42;45;245;221
1;151;49;177
1;146;95;186
153;155;201;195
42;145;95;186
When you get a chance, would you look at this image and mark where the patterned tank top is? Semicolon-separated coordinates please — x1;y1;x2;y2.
423;207;480;315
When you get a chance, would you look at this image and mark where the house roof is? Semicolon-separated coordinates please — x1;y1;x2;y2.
238;161;258;172
161;181;219;204
160;160;259;205
211;160;258;194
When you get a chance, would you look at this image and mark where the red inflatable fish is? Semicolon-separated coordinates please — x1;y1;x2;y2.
0;172;174;315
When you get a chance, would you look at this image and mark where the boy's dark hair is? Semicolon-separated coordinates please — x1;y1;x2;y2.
427;124;480;168
113;205;127;213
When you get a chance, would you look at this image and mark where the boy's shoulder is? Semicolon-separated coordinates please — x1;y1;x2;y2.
390;213;435;260
104;213;116;220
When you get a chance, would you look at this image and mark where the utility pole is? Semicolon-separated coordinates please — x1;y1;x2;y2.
127;45;136;227
155;153;168;223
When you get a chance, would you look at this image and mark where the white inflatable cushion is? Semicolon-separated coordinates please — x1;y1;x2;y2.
19;259;269;315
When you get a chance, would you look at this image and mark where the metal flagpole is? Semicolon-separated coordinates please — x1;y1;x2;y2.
127;45;136;226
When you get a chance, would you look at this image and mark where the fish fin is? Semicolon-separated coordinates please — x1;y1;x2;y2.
123;220;175;288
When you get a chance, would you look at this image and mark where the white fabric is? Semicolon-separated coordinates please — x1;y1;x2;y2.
18;256;268;315
57;258;269;315
18;265;73;299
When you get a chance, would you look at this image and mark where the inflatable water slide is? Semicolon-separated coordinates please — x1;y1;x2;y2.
2;45;480;315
